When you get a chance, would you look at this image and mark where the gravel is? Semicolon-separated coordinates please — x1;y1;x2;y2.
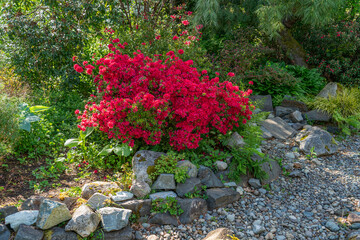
137;134;360;240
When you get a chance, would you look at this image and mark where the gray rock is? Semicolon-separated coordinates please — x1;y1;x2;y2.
176;177;203;198
249;95;273;112
317;82;338;98
215;161;228;171
253;220;265;234
290;110;303;123
326;221;340;232
119;199;151;217
226;132;245;149
348;212;360;224
236;186;244;195
14;225;43;240
97;207;132;232
81;181;120;199
149;213;179;226
65;205;100;238
0;224;10;240
147;235;160;240
289;170;302;178
261;126;274;139
87;193;110;210
5;210;39;231
132;150;166;184
48;227;78;240
261;117;296;140
178;198;207;224
149;191;177;200
177;160;197;178
224;182;237;187
281;96;308;112
36;199;71;230
276;236;286;240
350;223;360;230
93;226;134;240
227;214;235;222
275;106;296;117
151;174;176;190
206;188;240;210
21;196;45;210
259;188;267;195
130;180;151;198
198;166;224;188
295;126;338;156
347;231;360;240
334;208;349;216
111;191;134;202
305;110;331;122
215;169;231;183
252;154;281;185
0;206;18;219
202;227;232;240
248;178;262;189
292;123;304;131
285;152;295;159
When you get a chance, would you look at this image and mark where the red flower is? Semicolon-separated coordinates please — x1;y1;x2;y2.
155;35;161;40
182;20;190;26
72;56;77;62
201;70;208;75
108;121;115;129
75;109;80;115
74;64;83;73
93;169;98;174
173;35;179;40
228;72;235;77
215;72;220;76
248;81;254;85
178;49;184;55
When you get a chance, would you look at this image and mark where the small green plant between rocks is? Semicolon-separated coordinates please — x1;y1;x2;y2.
151;196;184;216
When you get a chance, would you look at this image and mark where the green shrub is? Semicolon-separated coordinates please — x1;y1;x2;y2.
309;86;360;134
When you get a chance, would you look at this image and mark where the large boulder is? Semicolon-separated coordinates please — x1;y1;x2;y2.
0;224;10;240
5;210;39;231
202;228;233;240
280;95;308;112
176;177;203;198
0;206;18;219
261;117;296;140
249;95;273;112
205;188;240;210
178;198;207;224
97;207;132;232
81;181;120;199
226;132;245;149
47;227;78;240
317;82;338;98
149;213;179;226
87;193;110;210
304;110;331;122
93;226;134;240
130;179;151;198
14;225;43;240
251;154;281;185
151;174;176;190
36;199;71;230
132;150;166;185
198;166;224;188
65;205;100;238
177;160;198;178
118;199;152;217
295;126;338;156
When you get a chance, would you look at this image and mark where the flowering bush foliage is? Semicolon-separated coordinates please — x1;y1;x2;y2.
74;43;253;151
298;20;360;86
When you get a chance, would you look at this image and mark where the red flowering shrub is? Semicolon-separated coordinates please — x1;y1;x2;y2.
75;45;253;151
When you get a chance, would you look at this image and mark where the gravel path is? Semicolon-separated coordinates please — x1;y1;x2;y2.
137;134;360;240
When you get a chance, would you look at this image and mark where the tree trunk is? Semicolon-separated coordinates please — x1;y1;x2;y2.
277;27;308;67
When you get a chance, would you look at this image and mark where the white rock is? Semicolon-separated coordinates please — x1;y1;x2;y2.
5;210;39;231
149;191;177;200
285;152;295;159
224;182;237;187
236;186;244;195
111;191;134;202
215;161;228;171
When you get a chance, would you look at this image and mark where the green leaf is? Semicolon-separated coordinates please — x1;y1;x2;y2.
80;127;94;139
19;120;31;132
29;105;51;113
25;114;41;123
64;138;81;148
98;145;113;156
114;144;132;157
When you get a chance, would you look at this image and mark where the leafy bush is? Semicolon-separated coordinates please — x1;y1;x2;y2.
210;27;277;87
309;86;360;134
75;38;253;151
0;95;20;156
297;20;360;86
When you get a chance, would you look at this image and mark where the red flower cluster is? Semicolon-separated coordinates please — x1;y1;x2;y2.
75;43;253;150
